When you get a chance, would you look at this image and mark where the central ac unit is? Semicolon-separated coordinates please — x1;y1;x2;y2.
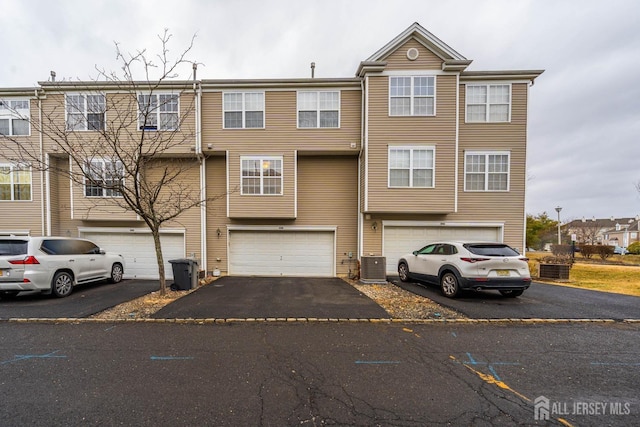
360;256;387;284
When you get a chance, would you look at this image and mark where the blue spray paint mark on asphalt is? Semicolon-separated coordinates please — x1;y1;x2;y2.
488;365;502;381
104;326;117;332
1;350;67;365
466;352;479;365
451;332;457;337
355;361;401;365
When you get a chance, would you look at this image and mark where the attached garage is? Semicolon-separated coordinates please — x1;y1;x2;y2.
228;228;335;277
79;228;186;280
383;222;503;274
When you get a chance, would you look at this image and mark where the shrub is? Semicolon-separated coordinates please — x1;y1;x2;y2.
596;245;614;260
580;245;596;259
628;242;640;255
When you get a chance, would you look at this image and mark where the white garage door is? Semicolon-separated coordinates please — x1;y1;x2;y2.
229;230;334;277
80;231;185;280
383;225;502;274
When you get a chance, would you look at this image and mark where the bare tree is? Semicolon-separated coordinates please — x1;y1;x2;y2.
2;30;226;295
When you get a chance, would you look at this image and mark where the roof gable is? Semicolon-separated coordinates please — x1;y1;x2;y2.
366;22;467;63
357;22;471;76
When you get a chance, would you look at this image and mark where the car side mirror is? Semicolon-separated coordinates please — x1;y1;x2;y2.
99;249;106;255
413;251;418;256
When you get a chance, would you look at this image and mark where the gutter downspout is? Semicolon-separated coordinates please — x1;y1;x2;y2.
36;90;48;236
454;74;459;213
193;76;207;273
358;78;365;260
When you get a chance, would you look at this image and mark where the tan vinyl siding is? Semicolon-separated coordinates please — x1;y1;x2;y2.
365;74;457;213
205;155;358;276
227;151;296;218
201;89;361;153
456;82;530;248
40;91;197;156
0;157;44;235
296;156;358;275
205;155;228;273
383;39;444;71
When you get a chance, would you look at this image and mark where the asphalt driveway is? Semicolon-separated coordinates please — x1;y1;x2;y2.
153;276;390;319
391;278;640;320
0;280;159;319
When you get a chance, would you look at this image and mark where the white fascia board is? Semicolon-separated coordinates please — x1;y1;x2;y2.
227;225;337;232
382;220;505;228
78;227;186;234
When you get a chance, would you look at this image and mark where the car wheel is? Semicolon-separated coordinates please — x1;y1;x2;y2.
110;263;124;283
499;289;524;298
398;262;410;282
440;272;460;298
52;271;74;298
0;291;19;299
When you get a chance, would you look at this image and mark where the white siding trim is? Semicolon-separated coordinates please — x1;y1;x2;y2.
454;73;460;213
227;225;337;232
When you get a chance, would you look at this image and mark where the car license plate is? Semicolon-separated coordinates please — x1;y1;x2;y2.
496;270;510;277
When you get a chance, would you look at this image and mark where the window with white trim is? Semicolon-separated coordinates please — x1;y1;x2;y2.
66;94;105;131
465;84;511;122
223;92;264;129
84;159;124;197
464;152;510;191
0;99;30;136
241;156;282;195
389;76;435;116
388;146;435;188
297;91;339;128
137;93;179;131
0;164;31;201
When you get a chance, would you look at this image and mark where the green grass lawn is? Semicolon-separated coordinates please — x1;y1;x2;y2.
528;252;640;297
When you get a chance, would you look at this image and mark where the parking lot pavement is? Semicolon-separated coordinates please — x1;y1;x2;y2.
153;276;391;319
391;278;640;320
0;280;159;319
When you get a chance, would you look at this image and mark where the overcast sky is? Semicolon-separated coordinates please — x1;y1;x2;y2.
2;0;639;223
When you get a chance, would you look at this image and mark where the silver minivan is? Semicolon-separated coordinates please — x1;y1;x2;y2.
0;236;124;298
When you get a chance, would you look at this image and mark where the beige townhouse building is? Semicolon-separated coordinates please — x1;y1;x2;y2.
0;23;543;280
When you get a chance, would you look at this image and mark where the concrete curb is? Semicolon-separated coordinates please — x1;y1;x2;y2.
2;317;639;325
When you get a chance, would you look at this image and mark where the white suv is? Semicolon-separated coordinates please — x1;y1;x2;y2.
398;241;531;298
0;236;124;298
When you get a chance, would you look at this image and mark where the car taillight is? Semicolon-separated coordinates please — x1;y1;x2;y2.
8;256;40;265
460;257;490;263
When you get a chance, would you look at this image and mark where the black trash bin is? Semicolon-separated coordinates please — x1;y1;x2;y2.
169;259;196;290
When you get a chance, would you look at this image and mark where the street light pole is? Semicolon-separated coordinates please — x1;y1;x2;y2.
555;206;563;245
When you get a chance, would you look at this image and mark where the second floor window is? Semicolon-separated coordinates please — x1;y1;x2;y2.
297;91;339;128
84;159;124;197
224;92;264;129
465;152;510;191
66;94;105;131
0;99;30;136
389;76;435;116
241;156;282;195
0;164;31;201
138;94;179;131
466;84;511;122
388;146;435;188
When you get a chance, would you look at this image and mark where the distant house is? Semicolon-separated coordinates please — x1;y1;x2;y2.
603;219;640;248
565;217;640;247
